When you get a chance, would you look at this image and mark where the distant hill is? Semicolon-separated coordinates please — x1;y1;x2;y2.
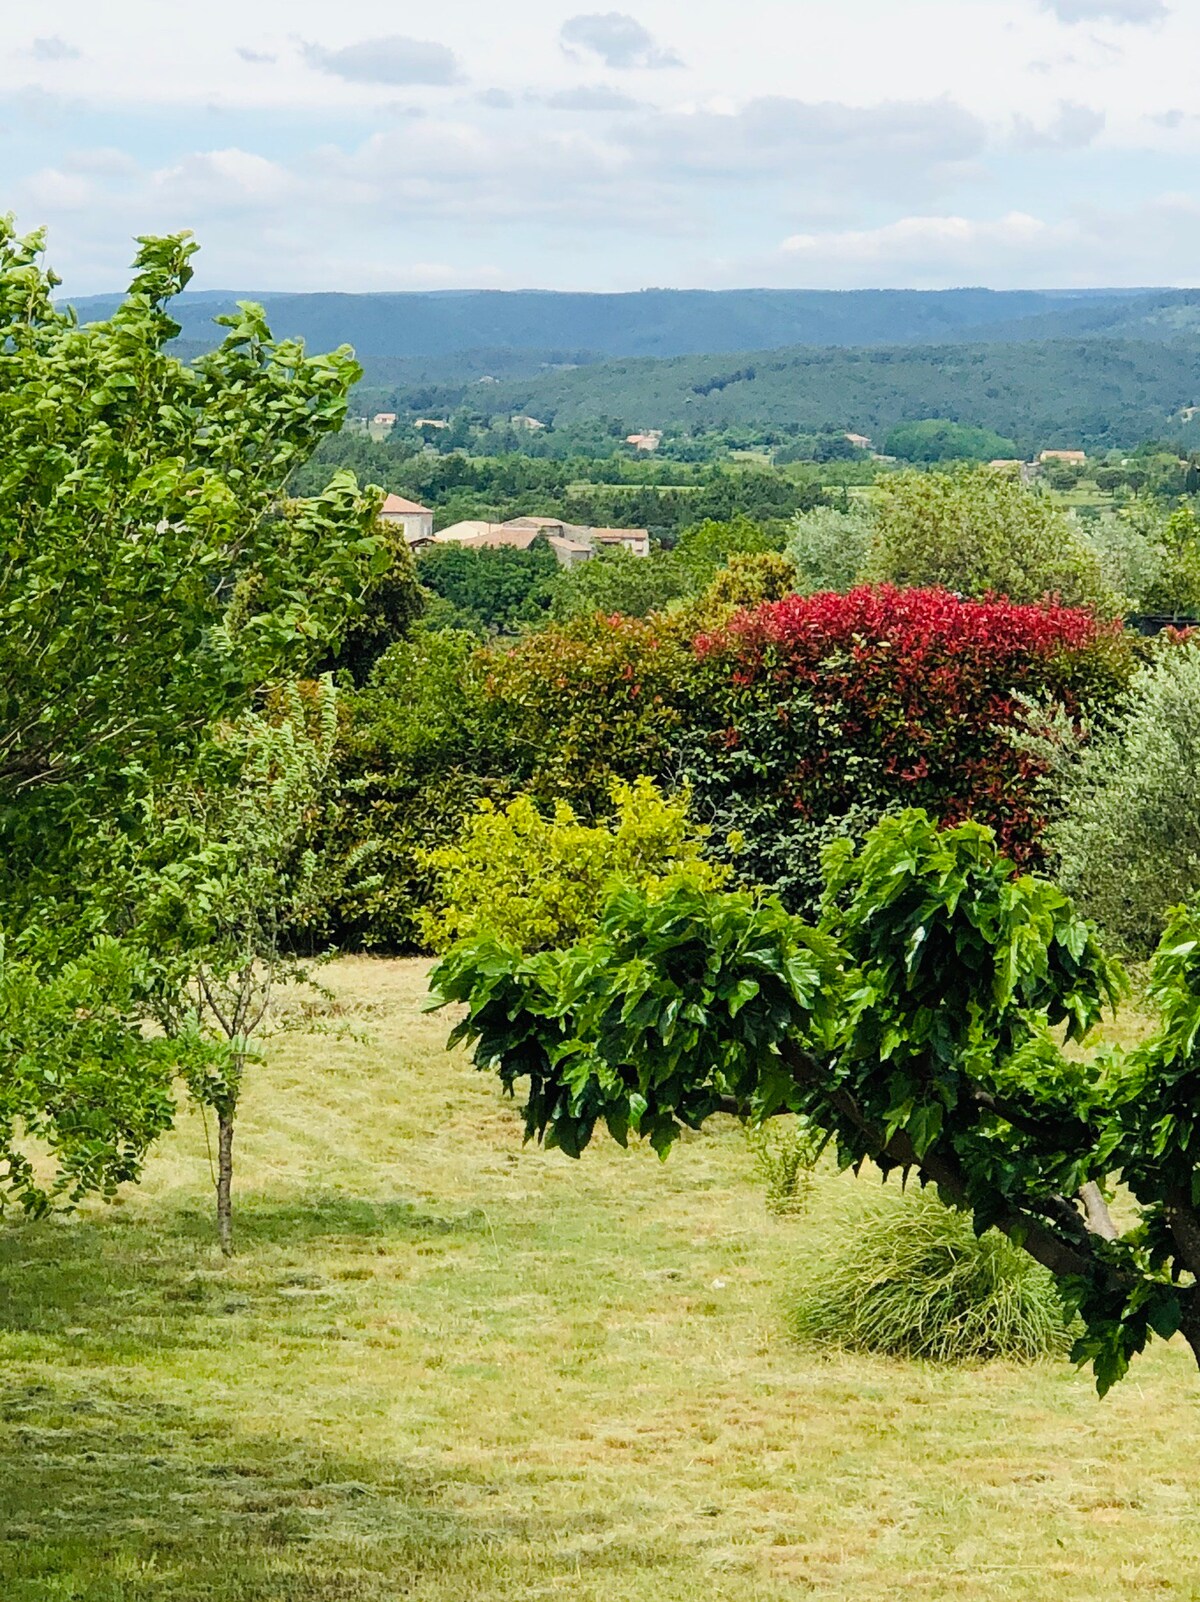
64;284;1169;362
434;337;1200;454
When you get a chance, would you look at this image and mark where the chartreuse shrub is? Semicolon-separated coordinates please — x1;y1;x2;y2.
419;778;729;954
434;807;1200;1393
790;1187;1072;1363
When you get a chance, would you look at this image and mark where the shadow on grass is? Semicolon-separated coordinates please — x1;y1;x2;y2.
0;1193;485;1348
0;1374;470;1602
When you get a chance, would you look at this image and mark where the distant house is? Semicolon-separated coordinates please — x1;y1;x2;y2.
431;514;650;567
987;459;1025;474
378;493;434;549
626;430;663;452
1039;449;1087;466
511;415;546;432
414;417;450;431
590;526;651;559
844;432;872;451
372;412;397;428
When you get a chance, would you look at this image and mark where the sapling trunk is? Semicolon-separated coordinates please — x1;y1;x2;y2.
216;1107;235;1257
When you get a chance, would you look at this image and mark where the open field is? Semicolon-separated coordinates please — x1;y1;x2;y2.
2;957;1199;1601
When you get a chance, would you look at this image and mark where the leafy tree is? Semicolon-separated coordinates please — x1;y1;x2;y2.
549;547;691;621
0;220;381;1214
434;808;1200;1393
420;778;728;953
1141;508;1200;616
417;539;558;635
787;504;875;593
316;630;506;951
884;419;1019;464
321;522;425;682
1032;639;1200;956
868;469;1114;611
673;515;782;586
140;681;346;1252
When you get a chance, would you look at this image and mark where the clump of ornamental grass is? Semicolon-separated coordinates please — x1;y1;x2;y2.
789;1185;1073;1364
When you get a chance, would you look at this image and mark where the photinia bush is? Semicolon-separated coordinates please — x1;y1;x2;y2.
683;585;1132;906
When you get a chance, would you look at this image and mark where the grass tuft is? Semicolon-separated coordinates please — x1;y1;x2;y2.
789;1184;1074;1364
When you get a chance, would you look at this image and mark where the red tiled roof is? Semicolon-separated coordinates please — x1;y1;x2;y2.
380;493;433;516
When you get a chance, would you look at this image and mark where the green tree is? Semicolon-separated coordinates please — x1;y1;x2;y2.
141;681;346;1253
435;808;1200;1393
549;547;691;621
868;469;1114;610
0;220;381;1214
787;504;875;593
884;419;1019;464
1032;639;1200;956
673;515;781;586
417;540;558;635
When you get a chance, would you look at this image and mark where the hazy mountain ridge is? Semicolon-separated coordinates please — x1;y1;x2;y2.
64;284;1177;361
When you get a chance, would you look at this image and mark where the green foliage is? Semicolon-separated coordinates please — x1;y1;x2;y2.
748;1118;822;1215
884;419;1019;464
0;220;381;1213
319;631;505;951
136;678;349;1247
786;504;875;593
549;546;691;621
1040;640;1200;955
868;469;1114;610
672;515;782;583
417;538;559;635
322;522;425;681
436;809;1200;1393
420;778;729;954
480;612;695;814
790;1187;1072;1363
1141;508;1200;615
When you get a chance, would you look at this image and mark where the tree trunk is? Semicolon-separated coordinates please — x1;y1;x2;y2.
216;1108;235;1257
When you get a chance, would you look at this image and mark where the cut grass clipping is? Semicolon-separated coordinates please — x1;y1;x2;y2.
790;1185;1074;1364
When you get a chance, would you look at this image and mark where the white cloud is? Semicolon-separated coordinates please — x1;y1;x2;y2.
539;85;643;111
1013;101;1105;148
782;211;1063;268
28;36;82;62
302;35;462;87
560;12;682;70
236;47;277;66
1040;0;1169;23
625;96;987;198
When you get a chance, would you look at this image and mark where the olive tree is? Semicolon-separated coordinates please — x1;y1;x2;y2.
0;219;384;1214
434;809;1200;1394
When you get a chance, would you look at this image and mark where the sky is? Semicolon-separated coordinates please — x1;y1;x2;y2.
2;0;1199;294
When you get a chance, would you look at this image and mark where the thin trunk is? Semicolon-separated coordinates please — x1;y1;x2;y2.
216;1108;235;1257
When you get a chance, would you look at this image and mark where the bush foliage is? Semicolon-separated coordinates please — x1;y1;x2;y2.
419;778;728;954
684;584;1131;906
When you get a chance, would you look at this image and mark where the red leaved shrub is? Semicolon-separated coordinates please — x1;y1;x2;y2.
690;585;1132;867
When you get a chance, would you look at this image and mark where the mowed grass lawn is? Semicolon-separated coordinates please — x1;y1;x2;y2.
2;958;1199;1601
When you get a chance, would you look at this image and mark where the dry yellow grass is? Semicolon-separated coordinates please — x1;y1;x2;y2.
2;956;1199;1600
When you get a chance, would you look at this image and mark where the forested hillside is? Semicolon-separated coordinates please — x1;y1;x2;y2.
444;337;1200;452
